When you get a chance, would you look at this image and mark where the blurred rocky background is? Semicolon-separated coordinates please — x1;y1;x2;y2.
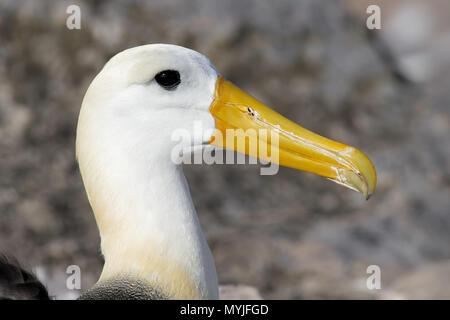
0;0;449;299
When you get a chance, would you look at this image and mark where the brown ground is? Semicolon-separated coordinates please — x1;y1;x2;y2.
0;0;449;299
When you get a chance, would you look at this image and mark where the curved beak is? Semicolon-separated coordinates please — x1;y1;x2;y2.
208;77;377;199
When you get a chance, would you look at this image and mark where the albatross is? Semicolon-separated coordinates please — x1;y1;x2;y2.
1;44;376;300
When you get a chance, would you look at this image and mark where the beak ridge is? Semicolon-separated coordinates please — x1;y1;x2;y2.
209;77;377;198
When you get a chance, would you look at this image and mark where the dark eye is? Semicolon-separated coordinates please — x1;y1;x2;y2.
155;70;181;90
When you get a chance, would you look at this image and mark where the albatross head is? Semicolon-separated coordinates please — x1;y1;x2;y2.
76;44;376;299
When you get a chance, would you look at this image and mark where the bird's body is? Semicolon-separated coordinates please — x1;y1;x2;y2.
1;44;376;300
79;278;168;300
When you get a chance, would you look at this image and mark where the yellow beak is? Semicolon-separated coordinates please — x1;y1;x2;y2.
209;77;377;199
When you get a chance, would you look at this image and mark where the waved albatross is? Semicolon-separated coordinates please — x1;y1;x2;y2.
0;44;376;300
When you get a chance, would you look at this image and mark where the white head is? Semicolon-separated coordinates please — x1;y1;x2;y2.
76;44;376;299
77;44;218;167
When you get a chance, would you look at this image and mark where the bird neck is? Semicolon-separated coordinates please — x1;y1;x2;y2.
78;148;219;299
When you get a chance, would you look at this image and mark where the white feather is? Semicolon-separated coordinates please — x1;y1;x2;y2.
76;44;219;299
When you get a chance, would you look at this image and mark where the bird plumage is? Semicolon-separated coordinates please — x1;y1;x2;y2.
0;255;50;300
